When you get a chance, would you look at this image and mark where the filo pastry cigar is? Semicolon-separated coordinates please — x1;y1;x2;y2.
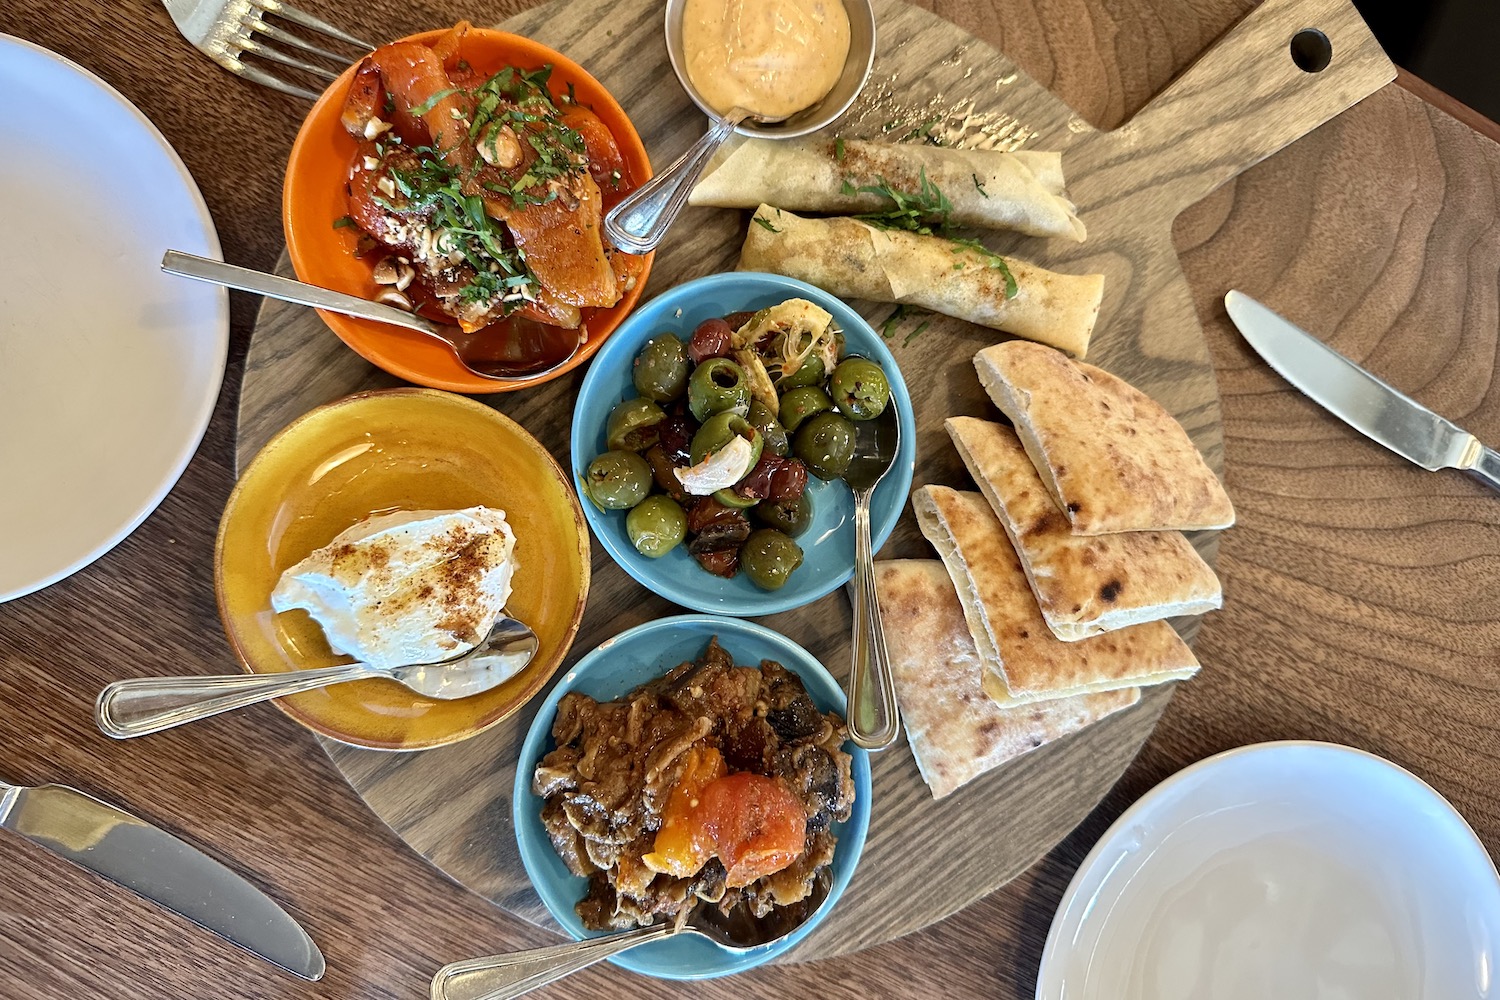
690;137;1086;241
738;206;1106;357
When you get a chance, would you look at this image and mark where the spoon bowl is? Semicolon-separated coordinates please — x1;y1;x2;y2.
161;251;580;383
94;615;540;739
430;872;833;1000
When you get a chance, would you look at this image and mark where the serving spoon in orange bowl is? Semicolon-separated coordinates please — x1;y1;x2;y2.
161;251;581;382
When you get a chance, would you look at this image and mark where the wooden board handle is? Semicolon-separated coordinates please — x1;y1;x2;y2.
1078;0;1395;220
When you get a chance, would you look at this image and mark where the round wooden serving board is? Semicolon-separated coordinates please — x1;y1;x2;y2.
235;0;1391;960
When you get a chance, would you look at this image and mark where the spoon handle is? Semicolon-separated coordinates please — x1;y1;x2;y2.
847;489;901;750
603;109;746;254
94;663;379;739
430;923;676;1000
160;251;443;337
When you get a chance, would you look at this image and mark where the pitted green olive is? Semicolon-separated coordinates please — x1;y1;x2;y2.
626;496;687;557
606;397;666;452
779;386;834;433
830;358;891;421
739;529;804;590
687;357;751;422
583;450;651;510
633;333;690;402
793;411;856;480
690;412;762;467
754;492;814;538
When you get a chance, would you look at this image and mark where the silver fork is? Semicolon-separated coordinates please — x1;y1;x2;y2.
162;0;373;100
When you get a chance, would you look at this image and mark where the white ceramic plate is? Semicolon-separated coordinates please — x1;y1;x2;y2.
0;35;228;602
1038;741;1500;1000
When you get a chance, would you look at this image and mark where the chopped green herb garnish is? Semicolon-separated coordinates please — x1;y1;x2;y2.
851;168;953;235
752;215;780;233
879;304;911;339
950;238;1018;298
903;319;930;347
407;87;462;116
840;178;858;197
972;173;988;197
834;137;845;162
332;215;356;229
567;81;577;104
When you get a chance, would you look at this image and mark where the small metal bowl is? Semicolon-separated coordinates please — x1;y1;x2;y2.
663;0;877;139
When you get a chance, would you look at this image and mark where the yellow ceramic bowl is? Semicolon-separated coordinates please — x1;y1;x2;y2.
216;389;589;750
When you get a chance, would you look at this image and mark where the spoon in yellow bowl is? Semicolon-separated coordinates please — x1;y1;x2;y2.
94;616;538;739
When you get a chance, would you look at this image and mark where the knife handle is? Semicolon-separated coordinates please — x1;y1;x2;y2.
95;664;377;739
1464;444;1500;494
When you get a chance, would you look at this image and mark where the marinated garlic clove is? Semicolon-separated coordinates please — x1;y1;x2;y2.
372;258;416;292
374;287;414;310
476;123;522;169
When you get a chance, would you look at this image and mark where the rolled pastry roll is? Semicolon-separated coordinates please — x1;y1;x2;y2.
738;206;1105;357
690;136;1085;241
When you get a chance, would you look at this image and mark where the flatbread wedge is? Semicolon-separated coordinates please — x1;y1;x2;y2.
739;206;1104;357
911;485;1200;705
973;341;1235;534
875;559;1139;799
946;416;1222;640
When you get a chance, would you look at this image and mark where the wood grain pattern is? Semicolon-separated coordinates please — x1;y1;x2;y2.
1;0;1498;996
233;0;1389;960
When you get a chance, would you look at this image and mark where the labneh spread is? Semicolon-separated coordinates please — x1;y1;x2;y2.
271;506;517;669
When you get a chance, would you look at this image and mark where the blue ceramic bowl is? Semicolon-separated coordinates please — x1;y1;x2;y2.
513;615;872;979
571;272;917;616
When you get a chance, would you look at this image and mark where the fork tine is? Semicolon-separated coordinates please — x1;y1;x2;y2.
239;37;340;82
243;14;357;68
255;0;374;50
227;59;324;101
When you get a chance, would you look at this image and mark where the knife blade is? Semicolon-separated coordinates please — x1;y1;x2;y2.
1224;290;1500;493
0;777;325;980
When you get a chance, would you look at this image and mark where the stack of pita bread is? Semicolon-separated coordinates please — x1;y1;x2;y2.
877;341;1236;799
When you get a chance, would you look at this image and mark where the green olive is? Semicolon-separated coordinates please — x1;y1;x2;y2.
583;450;651;510
712;487;759;509
776;351;825;391
606;397;666;452
633;333;690;402
687;357;751;422
626;495;687;558
793;411;856;480
739;529;804;590
830;358;891;421
779;386;834;433
754;492;814;538
690;412;762;466
747;400;789;458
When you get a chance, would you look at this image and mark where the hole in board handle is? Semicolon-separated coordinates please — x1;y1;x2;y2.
1290;28;1333;73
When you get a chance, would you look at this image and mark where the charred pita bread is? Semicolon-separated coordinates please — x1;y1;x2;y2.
875;559;1139;799
945;416;1222;640
911;485;1199;705
972;341;1235;534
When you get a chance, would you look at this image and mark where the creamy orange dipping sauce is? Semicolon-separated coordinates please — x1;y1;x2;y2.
682;0;851;120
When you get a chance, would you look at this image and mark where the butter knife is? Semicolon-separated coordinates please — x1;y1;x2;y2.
0;776;325;980
1224;290;1500;492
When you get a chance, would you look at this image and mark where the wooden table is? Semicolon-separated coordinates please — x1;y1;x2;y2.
2;0;1497;997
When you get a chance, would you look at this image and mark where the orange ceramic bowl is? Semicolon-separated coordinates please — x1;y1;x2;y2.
283;28;654;394
215;389;590;750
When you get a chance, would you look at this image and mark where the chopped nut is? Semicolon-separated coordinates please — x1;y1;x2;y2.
375;176;396;199
363;116;393;140
476;123;523;169
363;155;380;171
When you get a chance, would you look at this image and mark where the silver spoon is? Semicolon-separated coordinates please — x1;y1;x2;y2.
94;616;539;739
430;870;832;1000
603;105;787;255
161;251;581;382
843;394;902;750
